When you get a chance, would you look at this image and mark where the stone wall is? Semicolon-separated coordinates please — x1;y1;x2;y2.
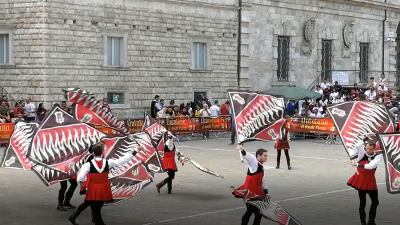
0;0;238;117
240;0;400;91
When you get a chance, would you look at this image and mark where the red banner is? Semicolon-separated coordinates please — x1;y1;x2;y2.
0;123;14;144
285;117;337;135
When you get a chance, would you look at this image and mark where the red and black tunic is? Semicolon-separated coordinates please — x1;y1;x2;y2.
275;131;290;150
162;145;177;172
85;159;113;202
232;163;265;200
347;154;379;191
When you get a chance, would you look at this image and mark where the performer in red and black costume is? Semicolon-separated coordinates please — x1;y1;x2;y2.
232;146;269;225
274;128;291;170
57;178;78;210
347;139;382;225
156;133;178;194
68;149;94;225
70;143;146;225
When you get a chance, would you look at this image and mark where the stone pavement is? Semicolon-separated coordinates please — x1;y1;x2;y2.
0;138;398;225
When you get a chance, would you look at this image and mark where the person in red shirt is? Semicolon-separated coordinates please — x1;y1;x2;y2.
232;146;269;225
220;100;230;115
70;143;147;225
156;133;178;194
347;140;382;225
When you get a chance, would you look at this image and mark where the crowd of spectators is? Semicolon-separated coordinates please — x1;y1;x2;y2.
150;95;231;119
286;75;399;120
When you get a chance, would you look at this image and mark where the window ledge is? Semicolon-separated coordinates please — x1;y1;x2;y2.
271;80;291;86
109;103;130;109
189;68;212;73
101;65;131;71
0;64;16;69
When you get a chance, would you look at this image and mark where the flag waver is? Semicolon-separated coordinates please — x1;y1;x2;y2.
378;133;400;194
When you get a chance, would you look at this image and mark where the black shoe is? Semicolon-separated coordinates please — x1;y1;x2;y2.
64;203;76;209
288;166;292;170
367;221;376;225
275;166;279;169
156;184;161;194
229;143;234;145
57;205;67;211
68;215;79;225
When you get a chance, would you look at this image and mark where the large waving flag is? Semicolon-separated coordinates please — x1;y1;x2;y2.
228;92;285;144
377;133;400;194
327;101;394;159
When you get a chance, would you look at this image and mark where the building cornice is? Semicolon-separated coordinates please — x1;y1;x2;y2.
321;0;400;11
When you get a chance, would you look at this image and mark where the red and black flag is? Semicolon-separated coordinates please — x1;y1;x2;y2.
26;106;106;185
377;133;400;194
64;88;128;134
327;101;394;159
228;92;285;144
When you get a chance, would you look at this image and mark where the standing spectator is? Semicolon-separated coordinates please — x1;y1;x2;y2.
0;101;10;123
210;100;220;117
285;100;295;116
199;104;211;117
61;101;70;113
229;104;236;145
173;105;180;116
166;107;175;118
333;81;342;93
220;101;230;116
169;100;176;108
150;95;160;118
36;103;47;123
365;87;377;101
379;73;389;88
24;97;36;122
157;107;167;119
350;83;361;101
368;77;378;89
13;101;24;121
155;99;164;113
1;95;10;108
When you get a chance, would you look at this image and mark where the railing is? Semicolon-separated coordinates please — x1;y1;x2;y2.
308;70;400;90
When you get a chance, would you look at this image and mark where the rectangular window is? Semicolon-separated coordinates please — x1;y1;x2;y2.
107;37;122;66
277;36;290;81
321;40;332;81
0;34;9;64
359;43;369;82
107;92;124;104
192;42;208;69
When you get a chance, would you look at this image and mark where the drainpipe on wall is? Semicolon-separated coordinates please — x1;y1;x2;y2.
382;1;387;77
237;0;242;88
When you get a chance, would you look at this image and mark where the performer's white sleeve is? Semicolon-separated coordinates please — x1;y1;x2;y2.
77;162;90;182
364;154;383;170
243;153;259;173
355;141;365;161
262;172;268;190
108;154;134;168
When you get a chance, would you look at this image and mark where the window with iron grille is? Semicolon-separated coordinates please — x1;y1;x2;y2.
359;43;369;82
321;40;332;81
107;92;124;104
277;36;290;81
0;34;9;64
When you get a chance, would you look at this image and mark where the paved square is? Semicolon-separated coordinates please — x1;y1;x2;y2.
0;138;398;225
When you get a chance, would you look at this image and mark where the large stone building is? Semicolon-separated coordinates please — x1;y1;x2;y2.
0;0;238;117
239;0;400;91
1;0;400;116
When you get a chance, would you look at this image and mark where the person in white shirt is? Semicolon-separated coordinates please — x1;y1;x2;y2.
330;89;339;99
24;97;36;122
233;146;269;225
364;88;377;101
157;107;167;118
199;104;211;117
210;100;220;117
315;85;323;95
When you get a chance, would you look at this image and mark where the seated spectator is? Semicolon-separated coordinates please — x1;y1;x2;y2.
379;74;389;87
377;84;388;92
333;81;342;93
368;77;378;89
330;89;339;99
61;101;70;113
173;105;180;116
1;95;10;109
350;83;361;101
0;101;11;123
315;85;323;95
180;107;190;117
298;102;308;117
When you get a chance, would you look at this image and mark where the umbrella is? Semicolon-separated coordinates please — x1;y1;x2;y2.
265;85;322;100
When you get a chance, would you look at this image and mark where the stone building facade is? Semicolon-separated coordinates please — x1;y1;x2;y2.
239;0;400;91
1;0;400;116
0;0;238;117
